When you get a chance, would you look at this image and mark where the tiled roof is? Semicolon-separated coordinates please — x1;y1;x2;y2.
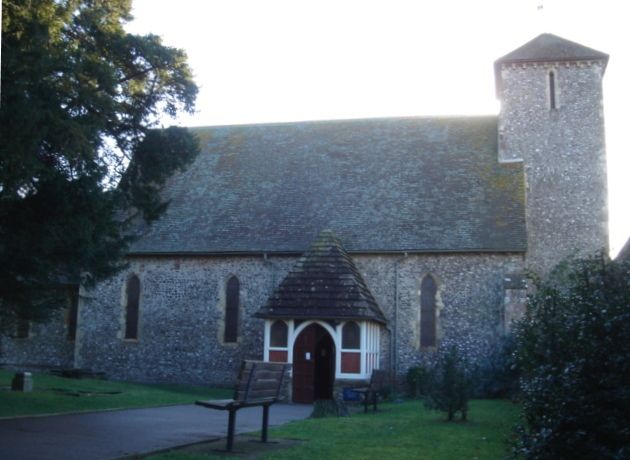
255;230;386;323
496;33;608;65
495;34;608;95
128;116;526;254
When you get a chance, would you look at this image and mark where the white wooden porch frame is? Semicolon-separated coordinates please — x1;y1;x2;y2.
263;319;380;380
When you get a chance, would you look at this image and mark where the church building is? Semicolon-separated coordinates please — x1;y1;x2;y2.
1;34;610;403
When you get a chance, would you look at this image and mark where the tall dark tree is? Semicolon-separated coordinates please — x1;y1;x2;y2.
0;0;200;331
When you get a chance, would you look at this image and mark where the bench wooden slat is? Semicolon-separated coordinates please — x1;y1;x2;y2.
235;388;281;400
195;360;291;452
352;369;389;413
237;378;283;392
240;361;286;374
196;399;236;410
242;369;285;380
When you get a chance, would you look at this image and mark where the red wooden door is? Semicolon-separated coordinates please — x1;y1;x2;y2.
292;323;336;403
292;324;317;403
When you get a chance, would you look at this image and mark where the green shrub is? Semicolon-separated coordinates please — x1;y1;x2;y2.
424;346;472;421
407;364;430;398
473;335;519;399
512;254;630;459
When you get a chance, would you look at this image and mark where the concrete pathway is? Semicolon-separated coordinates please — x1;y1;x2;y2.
0;403;312;460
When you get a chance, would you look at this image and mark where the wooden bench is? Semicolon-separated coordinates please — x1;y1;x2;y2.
352;369;388;413
195;360;291;452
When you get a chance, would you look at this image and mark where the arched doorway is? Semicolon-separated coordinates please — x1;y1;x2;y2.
292;323;336;403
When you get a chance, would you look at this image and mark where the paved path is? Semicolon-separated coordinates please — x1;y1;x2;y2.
0;403;312;460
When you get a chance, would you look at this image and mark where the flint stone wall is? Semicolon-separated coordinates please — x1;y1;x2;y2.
354;253;524;379
76;256;294;385
498;62;608;274
0;310;75;370
74;252;523;385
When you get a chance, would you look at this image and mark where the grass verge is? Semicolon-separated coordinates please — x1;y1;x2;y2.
0;370;231;418
150;399;519;460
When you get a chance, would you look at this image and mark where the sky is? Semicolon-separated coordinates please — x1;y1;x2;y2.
126;0;629;256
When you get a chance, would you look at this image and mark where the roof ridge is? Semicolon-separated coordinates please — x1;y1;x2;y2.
188;114;499;131
496;33;608;65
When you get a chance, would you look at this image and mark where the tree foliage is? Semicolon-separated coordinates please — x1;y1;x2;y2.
0;0;199;331
513;254;630;459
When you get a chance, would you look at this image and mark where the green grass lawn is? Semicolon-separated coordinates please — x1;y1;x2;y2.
0;370;231;418
151;399;520;460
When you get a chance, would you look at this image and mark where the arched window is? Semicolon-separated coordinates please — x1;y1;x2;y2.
420;275;437;348
270;320;288;347
224;276;239;343
549;70;557;110
125;275;140;339
342;321;361;349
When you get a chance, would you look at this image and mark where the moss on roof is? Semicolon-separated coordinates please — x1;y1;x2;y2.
256;230;386;323
129;115;526;254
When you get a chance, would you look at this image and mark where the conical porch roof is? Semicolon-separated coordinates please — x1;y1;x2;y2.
255;230;386;324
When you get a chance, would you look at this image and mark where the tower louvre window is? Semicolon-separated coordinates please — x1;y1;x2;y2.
549;70;557;110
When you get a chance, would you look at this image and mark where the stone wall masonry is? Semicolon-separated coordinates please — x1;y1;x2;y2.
0;309;75;370
75;256;295;385
353;253;524;380
8;251;524;386
498;62;608;274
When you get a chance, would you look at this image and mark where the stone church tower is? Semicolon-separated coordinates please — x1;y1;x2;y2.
496;34;609;274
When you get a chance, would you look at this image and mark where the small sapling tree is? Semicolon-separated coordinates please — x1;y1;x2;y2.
424;345;472;421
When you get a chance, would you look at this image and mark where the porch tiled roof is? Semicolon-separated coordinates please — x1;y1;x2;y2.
255;230;386;324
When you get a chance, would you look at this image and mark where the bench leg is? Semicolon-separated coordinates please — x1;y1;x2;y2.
261;404;270;443
373;393;378;412
363;393;369;413
226;409;237;452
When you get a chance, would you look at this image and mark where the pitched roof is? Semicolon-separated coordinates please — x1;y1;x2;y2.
494;33;608;94
128;116;526;254
255;230;386;323
496;33;608;65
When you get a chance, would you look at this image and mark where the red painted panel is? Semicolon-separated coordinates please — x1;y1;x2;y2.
341;352;361;374
269;350;288;363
